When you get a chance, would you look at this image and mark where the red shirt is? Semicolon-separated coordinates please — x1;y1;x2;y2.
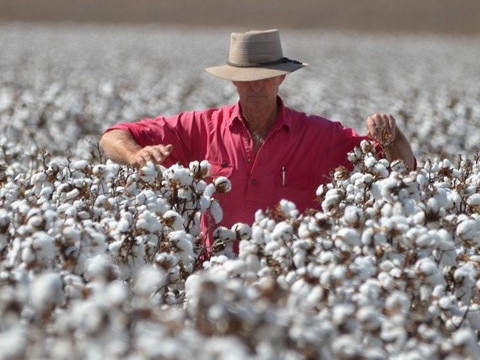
105;98;373;251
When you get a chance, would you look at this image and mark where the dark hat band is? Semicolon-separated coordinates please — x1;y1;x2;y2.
227;57;302;68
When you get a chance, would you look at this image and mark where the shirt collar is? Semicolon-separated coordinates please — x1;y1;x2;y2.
230;96;292;130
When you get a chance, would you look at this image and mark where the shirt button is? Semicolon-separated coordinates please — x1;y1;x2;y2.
251;179;257;185
247;158;253;163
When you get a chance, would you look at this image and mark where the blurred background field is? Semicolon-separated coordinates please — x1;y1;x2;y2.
1;0;480;34
0;0;479;163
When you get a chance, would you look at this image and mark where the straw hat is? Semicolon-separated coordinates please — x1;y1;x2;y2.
205;29;307;81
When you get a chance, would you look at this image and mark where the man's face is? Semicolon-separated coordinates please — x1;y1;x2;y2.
232;75;285;113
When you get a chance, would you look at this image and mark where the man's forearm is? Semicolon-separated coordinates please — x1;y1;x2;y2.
99;129;141;165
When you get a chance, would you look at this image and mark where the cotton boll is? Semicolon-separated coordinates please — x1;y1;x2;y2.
155;252;179;270
456;218;479;243
200;160;211;177
379;259;395;273
331;265;347;286
361;227;375;247
342;205;364;227
203;183;216;199
356;280;382;307
380;202;393;218
332;334;362;359
73;301;108;336
434;228;455;251
136;210;162;233
31;231;56;266
438;295;456;311
84;254;119;283
124;179;139;195
162;210;184;230
213;176;232;193
435;188;452;209
466;193;480;206
350;256;376;281
209;199;223;224
105;280;130;307
415;172;430;188
213;227;236;244
65;188;80;201
453;263;477;301
73;159;89;172
452;328;480;358
263;240;280;255
275;199;299;219
139;161;159;182
168;231;195;271
373;162;389;179
321;188;344;213
449;190;463;211
184;272;202;306
189;160;201;176
292;248;306;269
168;230;194;252
0;325;28;359
415;233;434;249
29;272;65;315
204;336;251;360
150;197;171;215
193;179;208;194
222;259;247;277
390;160;407;173
347;146;362;163
21;245;35;265
116;212;133;233
302;285;324;311
378;272;394;291
232;222;251;240
357;306;382;332
0;207;10;230
198;195;211;212
335;227;361;249
133;265;167;297
164;164;193;187
290;278;311;301
370;181;383;202
385;291;410;316
30;171;47;186
433;234;457;267
381;320;407;353
271;221;293;242
63;274;85;300
364;155;377;168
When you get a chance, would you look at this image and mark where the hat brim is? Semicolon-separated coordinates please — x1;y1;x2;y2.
205;62;307;81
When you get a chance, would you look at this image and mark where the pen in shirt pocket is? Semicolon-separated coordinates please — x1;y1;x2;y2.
282;166;286;186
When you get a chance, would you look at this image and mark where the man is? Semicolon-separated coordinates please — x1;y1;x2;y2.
100;29;415;254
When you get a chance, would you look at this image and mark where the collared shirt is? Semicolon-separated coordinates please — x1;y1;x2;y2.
105;97;374;252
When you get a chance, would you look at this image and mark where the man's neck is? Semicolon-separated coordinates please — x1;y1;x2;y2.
241;105;278;138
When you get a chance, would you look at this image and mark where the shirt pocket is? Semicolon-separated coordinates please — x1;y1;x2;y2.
272;168;318;209
208;160;234;179
275;167;313;189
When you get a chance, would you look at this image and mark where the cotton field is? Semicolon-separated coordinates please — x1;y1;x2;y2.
1;23;480;359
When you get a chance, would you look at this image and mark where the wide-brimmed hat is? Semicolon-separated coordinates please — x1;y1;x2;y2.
205;29;307;81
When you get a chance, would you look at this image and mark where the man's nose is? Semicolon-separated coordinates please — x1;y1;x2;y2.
249;80;265;92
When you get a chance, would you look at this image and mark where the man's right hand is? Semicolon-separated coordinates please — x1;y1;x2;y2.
131;144;173;167
99;129;173;167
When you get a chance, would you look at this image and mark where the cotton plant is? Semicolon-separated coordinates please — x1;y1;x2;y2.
200;145;480;358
